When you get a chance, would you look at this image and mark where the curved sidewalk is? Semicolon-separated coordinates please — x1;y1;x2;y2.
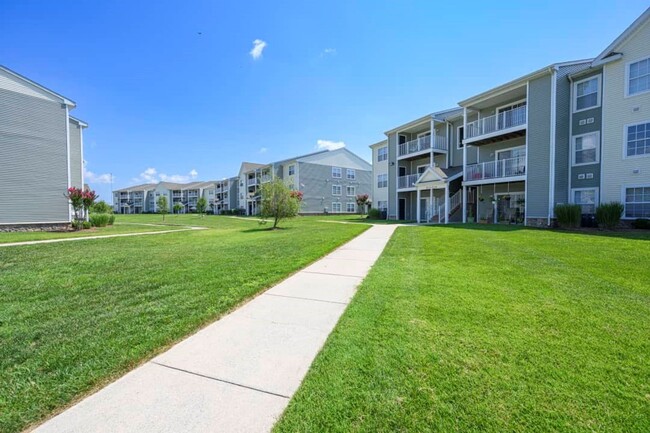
32;224;397;433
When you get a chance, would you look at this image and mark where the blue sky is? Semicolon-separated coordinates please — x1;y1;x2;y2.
1;0;647;202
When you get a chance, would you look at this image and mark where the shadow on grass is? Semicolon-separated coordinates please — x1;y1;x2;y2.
240;226;295;233
425;222;650;240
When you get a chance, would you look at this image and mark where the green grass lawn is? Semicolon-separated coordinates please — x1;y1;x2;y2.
0;215;367;433
0;222;187;244
275;224;650;433
312;214;414;225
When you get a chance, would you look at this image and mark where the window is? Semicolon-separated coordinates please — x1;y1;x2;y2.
377;146;388;162
331;202;342;213
346;186;355;196
288;165;295;175
332;167;342;178
574;76;600;111
417;165;428;175
377;174;388;188
346;168;356;180
346;203;356;213
626;122;650;157
625;186;650;218
457;126;464;149
572;132;600;165
628;57;650;96
332;185;342;196
497;101;526;129
377;201;388;211
573;188;598;214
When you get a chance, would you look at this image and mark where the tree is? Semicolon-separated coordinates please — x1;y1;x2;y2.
196;197;208;217
259;179;301;229
65;187;84;229
82;190;98;221
90;200;113;214
157;196;169;221
356;194;370;215
173;203;183;214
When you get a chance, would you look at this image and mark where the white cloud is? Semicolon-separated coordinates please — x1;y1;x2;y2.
259;147;268;154
250;39;267;60
84;167;112;184
132;167;199;184
321;48;337;57
316;139;346;151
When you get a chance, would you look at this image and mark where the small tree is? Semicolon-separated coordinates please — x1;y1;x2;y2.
157;196;169;221
90;200;113;214
65;187;85;229
356;194;369;216
173;203;183;214
82;190;98;221
260;179;301;229
196;197;208;217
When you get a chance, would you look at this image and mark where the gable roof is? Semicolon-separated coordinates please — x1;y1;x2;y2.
593;7;650;65
416;166;463;186
239;162;267;175
0;65;76;107
296;147;371;171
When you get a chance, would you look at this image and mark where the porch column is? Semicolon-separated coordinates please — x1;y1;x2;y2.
429;188;433;223
462;107;468;223
416;188;421;224
445;183;450;224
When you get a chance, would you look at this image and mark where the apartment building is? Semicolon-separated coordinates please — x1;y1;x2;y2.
0;65;87;227
113;181;220;214
372;7;650;226
213;177;239;214
238;147;372;216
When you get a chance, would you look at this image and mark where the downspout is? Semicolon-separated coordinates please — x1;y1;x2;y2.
548;66;558;226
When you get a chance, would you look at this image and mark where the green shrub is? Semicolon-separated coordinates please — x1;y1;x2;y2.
595;202;624;229
82;221;92;230
71;220;84;230
368;208;382;220
554;204;581;229
108;214;115;225
90;200;113;214
90;213;111;227
632;218;650;229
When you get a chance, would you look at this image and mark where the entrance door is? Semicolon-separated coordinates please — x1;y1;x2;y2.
420;198;428;222
398;198;406;220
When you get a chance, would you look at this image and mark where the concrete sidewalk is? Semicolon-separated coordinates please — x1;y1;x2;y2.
33;224;397;433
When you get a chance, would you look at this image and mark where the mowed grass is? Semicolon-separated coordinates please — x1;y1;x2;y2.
0;215;367;433
275;225;650;433
0;222;184;244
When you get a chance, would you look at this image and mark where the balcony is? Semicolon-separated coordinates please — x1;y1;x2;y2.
261;174;272;183
247;178;258;186
465;105;527;145
397;174;419;190
464;156;526;184
398;135;448;159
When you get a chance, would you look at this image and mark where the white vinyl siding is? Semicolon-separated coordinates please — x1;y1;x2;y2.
377;146;388;162
573;76;601;112
625;121;650;158
624;186;650;218
331;202;342;213
332;167;342;178
627;57;650;96
572;188;598;214
572;132;600;165
377;174;388;188
332;185;342;196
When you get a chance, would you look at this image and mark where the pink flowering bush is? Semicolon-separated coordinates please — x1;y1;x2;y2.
289;190;304;201
65;187;98;229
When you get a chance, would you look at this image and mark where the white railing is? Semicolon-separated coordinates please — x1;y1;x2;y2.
449;189;461;212
261;174;272;183
465;156;527;182
397;174;419;189
398;135;448;157
465;105;526;141
247;178;258;186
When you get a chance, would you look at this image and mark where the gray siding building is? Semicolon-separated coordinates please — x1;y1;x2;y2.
0;65;87;227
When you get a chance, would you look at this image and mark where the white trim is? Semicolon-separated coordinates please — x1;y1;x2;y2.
65;106;72;222
0;220;71;226
346;185;356;197
549;67;557;224
331;202;342;213
416;164;428;175
346;202;356;213
495;99;527;116
572;75;602;113
621;183;650;219
624;55;650;98
346;168;356;180
572;131;601;166
571;187;599;214
600;69;606;205
331;166;342;178
462;107;467;223
495;145;526;161
623;120;650;159
331;184;342;196
377;146;388;162
524;81;529;226
80;122;85;189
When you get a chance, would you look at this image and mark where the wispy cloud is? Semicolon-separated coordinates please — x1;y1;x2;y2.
259;147;268;154
132;167;199;184
84;167;112;184
321;48;337;57
316;139;346;151
250;39;267;60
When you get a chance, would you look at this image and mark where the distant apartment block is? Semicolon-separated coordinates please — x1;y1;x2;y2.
0;65;87;227
113;181;226;214
371;7;650;225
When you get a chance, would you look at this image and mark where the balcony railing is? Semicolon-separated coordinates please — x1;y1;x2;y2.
465;105;527;141
465;156;527;182
261;174;272;183
397;174;419;189
398;135;448;158
247;178;258;186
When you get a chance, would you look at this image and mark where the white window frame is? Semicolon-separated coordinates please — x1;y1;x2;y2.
457;125;464;149
288;164;295;176
331;202;342;213
495;145;526;161
571;187;599;214
572;75;601;113
625;56;650;98
495;99;527;129
346;168;356;180
332;167;342;178
416;164;428;175
377;174;388;188
346;202;356;213
377;146;388;162
377;200;388;211
622;184;650;219
346;186;356;196
332;184;342;196
624;120;650;159
572;131;600;166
